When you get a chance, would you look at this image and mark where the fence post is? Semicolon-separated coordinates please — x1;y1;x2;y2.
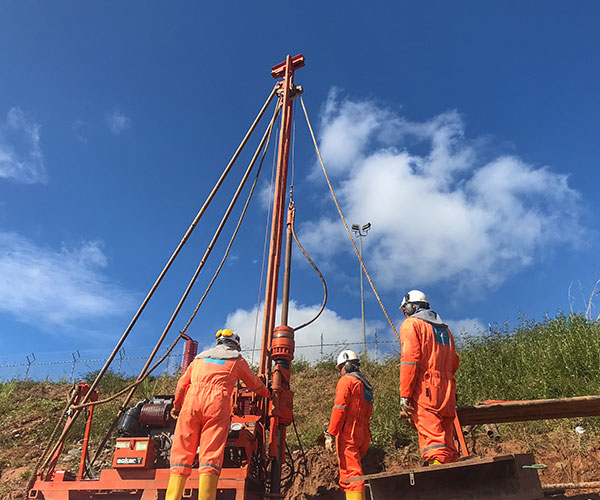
25;353;36;379
118;348;126;374
320;333;324;361
374;330;378;360
70;350;81;382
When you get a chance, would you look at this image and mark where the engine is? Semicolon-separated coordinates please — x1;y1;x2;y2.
112;387;265;476
113;395;176;469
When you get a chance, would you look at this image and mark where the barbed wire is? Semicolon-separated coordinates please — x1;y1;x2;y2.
0;338;398;371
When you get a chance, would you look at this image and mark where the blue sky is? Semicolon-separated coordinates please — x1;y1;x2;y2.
1;2;599;374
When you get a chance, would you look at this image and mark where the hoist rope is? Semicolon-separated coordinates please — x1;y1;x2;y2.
39;84;280;474
120;97;283;399
299;96;400;342
70;333;185;410
87;99;284;470
290;199;328;331
290;99;297;189
27;383;79;489
252;123;280;364
179;101;281;336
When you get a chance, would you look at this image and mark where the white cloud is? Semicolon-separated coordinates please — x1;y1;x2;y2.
222;300;385;363
0;107;46;184
0;232;135;327
301;90;582;293
221;301;483;362
107;110;132;135
445;317;486;342
72;119;88;144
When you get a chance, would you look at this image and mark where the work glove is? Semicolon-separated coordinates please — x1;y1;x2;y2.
324;432;335;453
400;397;415;416
170;407;180;420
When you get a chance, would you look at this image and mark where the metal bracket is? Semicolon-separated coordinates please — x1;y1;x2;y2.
366;480;375;500
409;472;415;486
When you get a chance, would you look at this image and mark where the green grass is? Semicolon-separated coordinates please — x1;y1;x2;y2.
456;313;600;404
291;313;600;451
1;313;599;471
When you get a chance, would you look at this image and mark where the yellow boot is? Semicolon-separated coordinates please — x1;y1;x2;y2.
165;474;187;500
428;459;442;465
198;473;219;500
346;491;366;500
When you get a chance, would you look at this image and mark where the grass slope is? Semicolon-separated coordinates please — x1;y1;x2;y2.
1;313;600;497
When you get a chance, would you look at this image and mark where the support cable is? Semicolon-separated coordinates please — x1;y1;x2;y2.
69;333;184;410
38;84;280;474
299;96;400;341
292;416;308;477
27;384;78;490
179;101;280;335
252;125;280;364
290;199;328;331
87;99;283;470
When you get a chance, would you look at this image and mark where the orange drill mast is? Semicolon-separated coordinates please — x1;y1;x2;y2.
259;53;304;494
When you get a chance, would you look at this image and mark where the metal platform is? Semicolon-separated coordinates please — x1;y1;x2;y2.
29;467;263;500
350;454;544;500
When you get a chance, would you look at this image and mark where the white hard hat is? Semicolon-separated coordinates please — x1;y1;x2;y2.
400;290;429;310
336;349;359;370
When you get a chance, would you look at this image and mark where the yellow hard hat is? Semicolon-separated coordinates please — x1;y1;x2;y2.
216;328;236;339
215;329;241;350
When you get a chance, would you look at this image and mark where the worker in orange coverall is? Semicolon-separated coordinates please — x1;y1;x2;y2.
325;349;373;500
165;329;270;500
399;290;460;465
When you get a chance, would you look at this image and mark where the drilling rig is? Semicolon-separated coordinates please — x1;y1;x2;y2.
29;54;306;500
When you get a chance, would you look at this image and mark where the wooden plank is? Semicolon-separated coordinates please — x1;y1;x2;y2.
349;455;514;482
456;395;600;425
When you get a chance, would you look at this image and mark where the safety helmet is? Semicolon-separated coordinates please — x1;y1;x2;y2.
400;290;429;316
336;349;360;372
216;329;241;351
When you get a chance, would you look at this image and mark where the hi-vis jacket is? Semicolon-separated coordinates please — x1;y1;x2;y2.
328;371;373;437
170;344;269;476
328;371;373;492
399;310;459;416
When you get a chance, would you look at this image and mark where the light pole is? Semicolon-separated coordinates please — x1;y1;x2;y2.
352;222;371;355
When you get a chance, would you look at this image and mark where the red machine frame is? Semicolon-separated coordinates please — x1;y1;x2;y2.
30;55;305;500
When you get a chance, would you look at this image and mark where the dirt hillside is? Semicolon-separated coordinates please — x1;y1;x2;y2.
2;356;600;500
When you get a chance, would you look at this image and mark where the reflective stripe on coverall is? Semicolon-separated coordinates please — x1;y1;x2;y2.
170;355;269;476
327;372;373;492
400;315;459;463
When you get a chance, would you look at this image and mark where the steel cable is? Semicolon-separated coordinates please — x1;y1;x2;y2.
38;84;280;474
252;122;280;365
26;383;79;491
299;96;400;342
69;333;184;411
87;98;284;469
179;101;281;336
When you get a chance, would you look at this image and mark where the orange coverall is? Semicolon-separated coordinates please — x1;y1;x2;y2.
400;315;459;463
327;372;373;492
170;355;269;476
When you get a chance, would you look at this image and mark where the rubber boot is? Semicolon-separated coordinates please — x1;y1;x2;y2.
428;459;442;465
165;474;187;500
346;491;366;500
198;473;219;500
